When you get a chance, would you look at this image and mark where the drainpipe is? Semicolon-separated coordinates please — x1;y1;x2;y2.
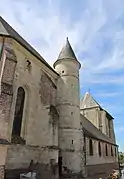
83;132;87;178
0;36;5;95
0;36;5;61
84;133;86;166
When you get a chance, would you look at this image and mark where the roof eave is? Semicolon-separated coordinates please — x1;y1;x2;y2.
53;57;81;69
0;34;59;77
83;130;118;146
100;108;114;119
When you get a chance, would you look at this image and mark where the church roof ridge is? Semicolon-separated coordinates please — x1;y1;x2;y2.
80;91;114;119
53;37;81;68
80;91;100;109
0;16;59;76
80;114;116;145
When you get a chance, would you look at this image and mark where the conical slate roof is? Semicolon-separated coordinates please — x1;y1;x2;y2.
53;38;81;68
0;16;58;75
58;37;77;60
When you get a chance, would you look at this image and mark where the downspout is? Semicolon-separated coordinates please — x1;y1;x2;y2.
0;36;5;60
0;36;5;94
84;133;86;166
83;132;87;177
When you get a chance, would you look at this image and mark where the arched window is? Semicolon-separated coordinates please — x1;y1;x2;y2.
98;142;101;157
12;87;25;137
105;144;108;156
89;139;93;156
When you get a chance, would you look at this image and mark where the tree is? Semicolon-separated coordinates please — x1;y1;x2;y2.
119;152;124;165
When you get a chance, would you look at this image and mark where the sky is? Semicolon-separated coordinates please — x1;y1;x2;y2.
0;0;124;151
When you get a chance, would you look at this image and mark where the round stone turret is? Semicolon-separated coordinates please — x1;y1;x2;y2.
53;37;81;70
54;38;83;175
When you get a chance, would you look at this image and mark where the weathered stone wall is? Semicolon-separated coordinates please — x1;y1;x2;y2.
6;145;58;169
5;160;59;179
100;110;107;135
0;38;17;140
81;108;116;143
8;39;58;147
36;162;58;179
0;38;59;175
86;162;119;177
80;108;100;129
85;137;118;166
109;119;116;143
54;58;85;177
0;145;8;166
0;36;118;179
100;111;116;143
0;144;9;179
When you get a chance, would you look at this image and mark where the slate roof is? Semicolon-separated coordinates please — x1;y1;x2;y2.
58;37;77;60
0;16;58;76
80;114;116;145
54;38;81;68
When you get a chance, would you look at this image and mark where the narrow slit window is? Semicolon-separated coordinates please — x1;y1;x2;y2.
115;147;117;157
98;142;101;157
89;139;93;156
105;144;108;156
111;146;113;156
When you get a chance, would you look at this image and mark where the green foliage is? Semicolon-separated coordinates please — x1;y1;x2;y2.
119;152;124;164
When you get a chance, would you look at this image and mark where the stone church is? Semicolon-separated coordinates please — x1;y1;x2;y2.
0;16;119;179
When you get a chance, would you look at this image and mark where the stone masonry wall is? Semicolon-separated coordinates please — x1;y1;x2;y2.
0;38;17;140
86;162;119;177
5;145;59;179
4;38;59;179
81;108;99;129
85;137;118;166
6;145;58;169
6;39;58;146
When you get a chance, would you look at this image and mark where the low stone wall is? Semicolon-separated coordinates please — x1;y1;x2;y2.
86;162;119;177
5;145;59;179
6;144;58;169
5;162;58;179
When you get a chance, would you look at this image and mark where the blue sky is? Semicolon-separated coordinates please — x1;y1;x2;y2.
0;0;124;151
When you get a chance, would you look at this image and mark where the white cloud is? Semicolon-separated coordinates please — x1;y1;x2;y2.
90;75;124;84
95;92;122;97
0;0;107;67
1;0;124;151
1;1;124;86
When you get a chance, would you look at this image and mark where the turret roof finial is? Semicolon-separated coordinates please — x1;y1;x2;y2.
53;37;81;68
57;37;77;60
